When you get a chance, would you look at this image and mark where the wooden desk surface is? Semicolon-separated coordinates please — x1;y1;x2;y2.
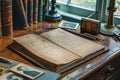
0;21;120;80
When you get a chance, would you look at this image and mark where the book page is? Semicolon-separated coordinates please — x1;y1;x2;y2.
40;29;105;58
13;34;80;65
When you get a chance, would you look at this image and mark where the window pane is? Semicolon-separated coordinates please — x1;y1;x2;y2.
71;0;96;10
115;0;120;17
56;0;67;3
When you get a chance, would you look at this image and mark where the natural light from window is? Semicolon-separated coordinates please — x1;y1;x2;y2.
71;0;96;10
57;0;96;10
57;0;120;17
115;0;120;18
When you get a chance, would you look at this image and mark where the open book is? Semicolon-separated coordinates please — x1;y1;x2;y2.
8;29;108;72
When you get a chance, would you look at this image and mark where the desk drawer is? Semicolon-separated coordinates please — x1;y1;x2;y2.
85;56;120;80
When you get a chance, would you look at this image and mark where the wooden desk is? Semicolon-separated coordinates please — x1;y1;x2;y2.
0;21;120;80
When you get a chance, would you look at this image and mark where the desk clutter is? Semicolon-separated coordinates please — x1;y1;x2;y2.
0;57;60;80
1;18;120;79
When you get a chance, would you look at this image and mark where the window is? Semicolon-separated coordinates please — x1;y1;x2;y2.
71;0;96;11
56;0;120;24
56;0;97;17
114;0;120;18
57;0;67;3
56;0;96;10
102;0;120;24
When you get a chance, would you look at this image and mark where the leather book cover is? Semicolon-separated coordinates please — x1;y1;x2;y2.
38;0;44;22
12;0;28;29
1;0;13;36
33;0;38;24
43;0;49;17
0;0;2;37
27;0;33;26
22;0;28;23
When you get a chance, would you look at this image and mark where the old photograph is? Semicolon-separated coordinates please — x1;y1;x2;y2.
0;72;25;80
10;63;45;79
0;65;8;75
59;21;79;29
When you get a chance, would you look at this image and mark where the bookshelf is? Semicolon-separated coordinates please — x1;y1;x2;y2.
1;0;13;36
0;0;48;36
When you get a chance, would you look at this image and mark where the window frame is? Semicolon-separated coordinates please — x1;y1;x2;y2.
56;0;120;24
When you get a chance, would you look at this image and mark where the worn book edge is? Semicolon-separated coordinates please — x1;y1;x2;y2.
8;43;108;73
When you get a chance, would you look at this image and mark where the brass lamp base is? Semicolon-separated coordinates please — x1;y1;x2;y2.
100;25;119;36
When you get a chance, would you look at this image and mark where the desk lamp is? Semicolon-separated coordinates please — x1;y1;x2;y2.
100;0;119;36
45;0;62;22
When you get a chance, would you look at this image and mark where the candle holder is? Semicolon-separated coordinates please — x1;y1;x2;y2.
100;0;119;36
45;0;62;22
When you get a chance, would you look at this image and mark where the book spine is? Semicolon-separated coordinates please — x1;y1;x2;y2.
22;0;28;21
12;0;28;29
38;0;44;22
0;0;2;37
27;0;33;26
43;0;49;17
1;0;13;36
33;0;38;24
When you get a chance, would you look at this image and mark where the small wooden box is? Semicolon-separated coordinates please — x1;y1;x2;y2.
80;18;101;35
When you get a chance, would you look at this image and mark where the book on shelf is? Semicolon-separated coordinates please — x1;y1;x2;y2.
27;0;33;26
43;0;49;17
38;0;44;22
0;0;2;37
33;0;38;24
1;0;13;36
12;0;28;29
8;28;108;72
22;0;28;22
